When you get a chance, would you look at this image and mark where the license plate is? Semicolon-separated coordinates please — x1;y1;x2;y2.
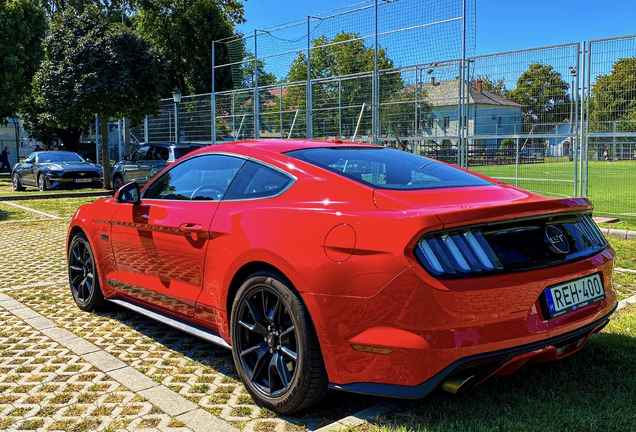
74;178;92;183
543;273;605;319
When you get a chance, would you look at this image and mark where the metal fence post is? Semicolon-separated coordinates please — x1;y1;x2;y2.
338;79;342;137
279;84;284;138
144;116;148;143
254;30;260;139
372;0;379;144
457;0;468;168
582;41;590;197
211;40;216;144
306;16;313;139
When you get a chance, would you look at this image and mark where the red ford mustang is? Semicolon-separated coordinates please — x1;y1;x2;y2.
67;139;617;413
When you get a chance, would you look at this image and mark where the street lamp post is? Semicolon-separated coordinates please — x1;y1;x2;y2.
172;88;182;143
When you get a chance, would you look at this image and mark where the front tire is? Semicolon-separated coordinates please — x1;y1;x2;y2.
37;174;47;191
112;175;123;191
68;233;105;311
12;173;26;191
230;271;328;413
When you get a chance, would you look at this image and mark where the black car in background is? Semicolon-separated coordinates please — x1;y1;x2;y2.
12;151;103;192
110;142;210;190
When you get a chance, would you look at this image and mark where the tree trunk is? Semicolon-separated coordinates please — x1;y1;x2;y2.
100;114;112;190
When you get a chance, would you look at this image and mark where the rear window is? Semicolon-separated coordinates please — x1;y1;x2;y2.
286;147;493;190
174;146;206;159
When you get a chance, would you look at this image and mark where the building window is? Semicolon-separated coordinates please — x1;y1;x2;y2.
443;116;450;129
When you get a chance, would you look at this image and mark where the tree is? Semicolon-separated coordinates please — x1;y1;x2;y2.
40;0;245;22
0;0;47;122
28;5;161;188
284;32;402;138
508;63;571;132
135;0;236;96
589;57;636;131
40;0;130;18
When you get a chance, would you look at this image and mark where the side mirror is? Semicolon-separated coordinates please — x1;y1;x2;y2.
86;158;92;163
115;182;141;204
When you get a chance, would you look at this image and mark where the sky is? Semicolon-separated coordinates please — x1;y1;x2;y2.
237;0;636;56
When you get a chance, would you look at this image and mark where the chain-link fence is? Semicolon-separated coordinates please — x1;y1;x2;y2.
130;0;636;220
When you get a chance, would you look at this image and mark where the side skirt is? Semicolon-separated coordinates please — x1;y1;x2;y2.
106;298;231;350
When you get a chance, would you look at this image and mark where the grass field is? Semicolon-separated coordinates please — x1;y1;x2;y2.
355;307;636;432
470;160;636;223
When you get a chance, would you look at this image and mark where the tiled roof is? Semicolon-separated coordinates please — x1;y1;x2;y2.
421;79;521;108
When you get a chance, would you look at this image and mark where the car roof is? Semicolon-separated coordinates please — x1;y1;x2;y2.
35;151;79;155
142;142;209;148
194;138;378;156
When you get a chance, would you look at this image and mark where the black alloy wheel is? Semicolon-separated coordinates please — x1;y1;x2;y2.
37;174;47;191
231;272;328;413
68;233;105;311
12;173;25;191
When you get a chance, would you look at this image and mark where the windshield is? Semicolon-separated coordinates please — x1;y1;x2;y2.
286;147;493;190
38;152;87;163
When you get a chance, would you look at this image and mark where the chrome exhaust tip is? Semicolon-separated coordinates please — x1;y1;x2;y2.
441;371;476;395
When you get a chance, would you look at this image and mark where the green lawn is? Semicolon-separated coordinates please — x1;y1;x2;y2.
357;305;636;432
470;160;636;223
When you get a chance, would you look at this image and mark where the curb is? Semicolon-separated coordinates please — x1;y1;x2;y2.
315;401;402;432
0;291;239;432
616;293;636;311
598;227;636;240
0;190;113;201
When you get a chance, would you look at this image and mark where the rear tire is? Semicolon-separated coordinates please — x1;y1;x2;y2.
68;233;105;311
230;271;328;413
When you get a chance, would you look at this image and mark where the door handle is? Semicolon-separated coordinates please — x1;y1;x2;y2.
179;223;208;241
179;223;203;233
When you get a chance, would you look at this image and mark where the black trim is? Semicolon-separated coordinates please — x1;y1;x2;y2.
329;306;616;399
105;297;231;349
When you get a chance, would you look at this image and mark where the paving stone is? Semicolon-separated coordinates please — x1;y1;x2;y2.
0;213;382;431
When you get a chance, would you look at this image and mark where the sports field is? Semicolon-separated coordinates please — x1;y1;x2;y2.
469;160;636;222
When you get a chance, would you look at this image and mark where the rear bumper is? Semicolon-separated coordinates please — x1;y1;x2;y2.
302;247;616;392
329;305;615;398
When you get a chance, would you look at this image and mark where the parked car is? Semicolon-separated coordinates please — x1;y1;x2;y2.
12;151;103;191
67;139;617;413
110;142;209;190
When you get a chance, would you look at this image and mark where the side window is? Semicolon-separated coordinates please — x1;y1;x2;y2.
131;146;150;162
146;146;168;161
225;161;293;200
25;154;36;164
142;154;245;200
157;146;169;161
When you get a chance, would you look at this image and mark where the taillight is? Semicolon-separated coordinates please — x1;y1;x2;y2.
414;213;607;279
415;230;503;277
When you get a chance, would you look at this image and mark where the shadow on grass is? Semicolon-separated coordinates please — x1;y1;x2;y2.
368;331;636;432
92;305;383;430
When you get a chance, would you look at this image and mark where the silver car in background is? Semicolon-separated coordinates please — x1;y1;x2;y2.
110;142;209;190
